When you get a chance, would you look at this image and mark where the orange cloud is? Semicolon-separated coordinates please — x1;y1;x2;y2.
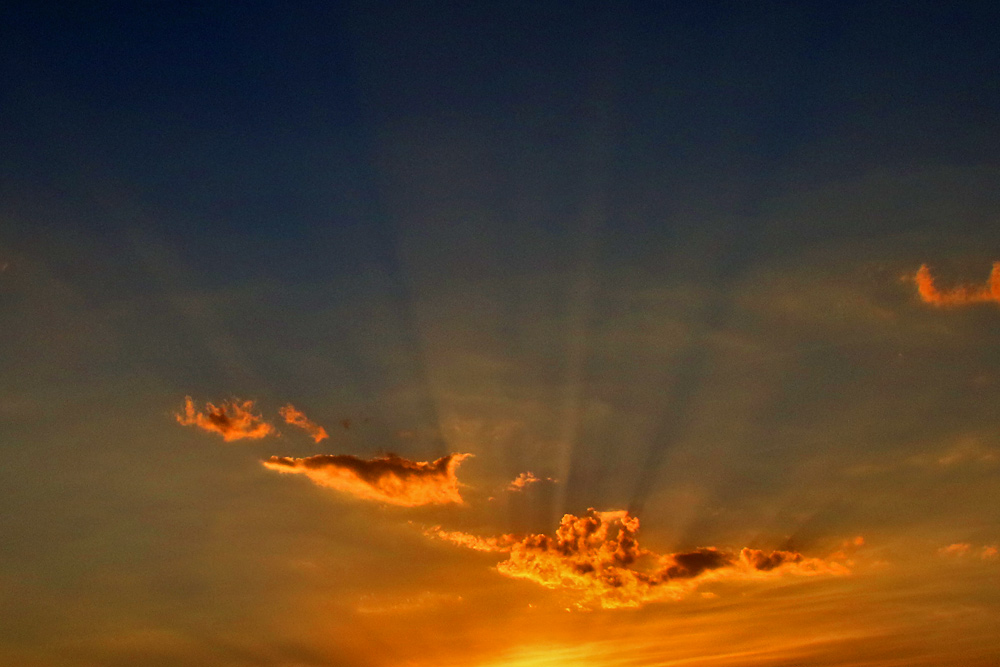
938;542;972;556
914;262;1000;306
428;509;849;609
939;542;999;560
262;452;472;506
279;404;329;442
175;396;275;441
507;472;556;492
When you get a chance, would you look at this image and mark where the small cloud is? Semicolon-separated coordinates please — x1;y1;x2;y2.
507;471;557;492
913;262;1000;307
262;452;472;507
427;509;849;609
934;440;998;467
939;542;999;561
355;591;464;615
175;396;275;442
938;543;972;557
828;536;865;562
279;404;329;443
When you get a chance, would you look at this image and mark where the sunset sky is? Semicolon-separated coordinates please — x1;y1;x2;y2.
3;2;1000;665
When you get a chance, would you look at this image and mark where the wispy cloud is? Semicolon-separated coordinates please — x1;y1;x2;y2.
939;542;998;560
175;396;275;442
507;472;555;492
913;262;1000;306
278;404;329;442
428;509;849;609
262;452;472;507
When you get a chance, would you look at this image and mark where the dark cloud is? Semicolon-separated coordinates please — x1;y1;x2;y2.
263;452;472;506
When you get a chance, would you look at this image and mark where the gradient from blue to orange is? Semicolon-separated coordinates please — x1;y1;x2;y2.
2;2;1000;665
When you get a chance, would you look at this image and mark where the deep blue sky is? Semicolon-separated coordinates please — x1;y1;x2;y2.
4;2;998;269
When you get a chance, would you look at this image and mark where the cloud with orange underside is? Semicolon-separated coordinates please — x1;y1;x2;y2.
262;452;472;507
428;509;850;609
176;396;275;441
279;404;329;442
914;262;1000;306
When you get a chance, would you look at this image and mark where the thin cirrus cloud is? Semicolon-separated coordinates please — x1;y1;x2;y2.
428;509;851;609
914;262;1000;306
279;404;329;442
175;396;275;442
262;452;473;507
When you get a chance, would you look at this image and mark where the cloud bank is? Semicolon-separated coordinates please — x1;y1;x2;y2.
262;452;472;506
279;404;329;442
176;397;275;442
429;509;849;609
914;262;1000;306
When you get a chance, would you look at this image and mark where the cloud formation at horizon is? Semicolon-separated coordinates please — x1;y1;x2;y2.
428;509;850;609
263;452;472;506
914;262;1000;306
279;404;329;442
176;396;275;442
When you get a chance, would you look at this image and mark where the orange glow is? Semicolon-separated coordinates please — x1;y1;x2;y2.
262;452;472;506
175;396;275;442
279;404;329;442
429;508;850;609
914;262;1000;306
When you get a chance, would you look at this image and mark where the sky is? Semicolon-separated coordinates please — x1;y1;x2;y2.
2;2;1000;665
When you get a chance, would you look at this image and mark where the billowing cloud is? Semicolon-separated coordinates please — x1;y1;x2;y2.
428;509;849;609
175;396;275;441
278;404;329;442
262;452;472;506
914;262;1000;306
507;471;556;492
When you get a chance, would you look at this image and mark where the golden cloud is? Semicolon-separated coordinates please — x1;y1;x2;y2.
507;471;556;492
175;396;275;442
428;509;850;609
914;262;1000;306
279;404;329;442
262;452;472;507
